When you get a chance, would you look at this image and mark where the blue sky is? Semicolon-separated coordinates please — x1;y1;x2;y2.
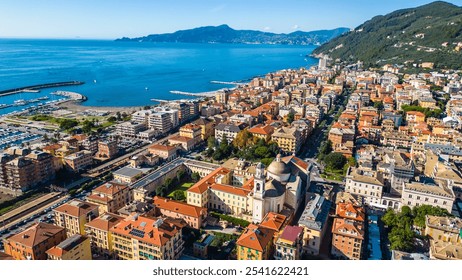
1;0;462;39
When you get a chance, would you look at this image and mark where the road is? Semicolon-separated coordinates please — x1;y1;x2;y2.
85;132;179;177
0;194;70;237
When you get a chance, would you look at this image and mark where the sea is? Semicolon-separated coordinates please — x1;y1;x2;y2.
0;39;317;112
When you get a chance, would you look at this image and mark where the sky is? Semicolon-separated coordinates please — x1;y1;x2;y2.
1;0;462;39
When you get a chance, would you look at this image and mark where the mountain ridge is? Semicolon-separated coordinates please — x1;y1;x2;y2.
116;24;350;46
312;1;462;69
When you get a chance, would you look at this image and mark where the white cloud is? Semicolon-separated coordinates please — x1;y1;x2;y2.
292;24;299;29
263;26;271;31
210;4;226;13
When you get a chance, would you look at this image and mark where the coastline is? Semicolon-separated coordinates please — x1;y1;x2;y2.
59;99;144;113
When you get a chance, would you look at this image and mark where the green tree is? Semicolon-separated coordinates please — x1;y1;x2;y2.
233;129;254;149
319;140;333;158
254;146;269;158
171;190;186;201
286;112;295;124
176;170;185;182
59;119;79;130
373;101;384;110
156;186;166;197
347;156;357;167
191;172;200;182
107;116;117;123
323;152;347;171
207;136;216;149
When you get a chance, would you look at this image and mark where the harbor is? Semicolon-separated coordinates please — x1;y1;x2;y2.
0;81;84;97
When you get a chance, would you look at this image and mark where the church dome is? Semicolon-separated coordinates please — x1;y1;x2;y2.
264;180;285;198
267;154;290;175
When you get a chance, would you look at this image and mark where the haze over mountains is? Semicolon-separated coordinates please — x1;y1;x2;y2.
116;24;350;46
312;1;462;69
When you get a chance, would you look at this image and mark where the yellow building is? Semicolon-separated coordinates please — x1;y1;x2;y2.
236;224;276;260
110;215;186;260
271;127;302;154
85;212;125;258
180;123;202;141
53;199;99;237
186;167;253;217
86;182;131;213
46;234;92;260
248;124;274;142
193;118;215;141
425;215;462;244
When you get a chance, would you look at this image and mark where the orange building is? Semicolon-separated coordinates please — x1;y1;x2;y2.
236;224;276;260
110;215;186;260
247;124;275;142
153;196;207;229
86;182;131;214
331;202;365;260
3;223;66;260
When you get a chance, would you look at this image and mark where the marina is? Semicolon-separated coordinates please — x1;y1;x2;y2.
0;128;42;151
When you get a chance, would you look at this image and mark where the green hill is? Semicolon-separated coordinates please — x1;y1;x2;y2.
312;1;462;69
116;25;349;46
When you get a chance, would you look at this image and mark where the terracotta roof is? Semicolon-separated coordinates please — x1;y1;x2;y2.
332;218;364;239
248;124;274;135
0;252;14;260
110;216;184;247
210;183;252;196
149;144;178;152
336;203;365;222
42;144;62;151
93;182;128;196
6;223;65;248
406;111;425;117
87;194;111;203
260;212;287;231
187;167;231;194
236;224;276;251
153;196;206;218
169;135;193;143
85;213;125;232
72;134;87;141
54;199;99;218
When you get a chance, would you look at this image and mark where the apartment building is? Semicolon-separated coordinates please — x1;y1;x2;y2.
153;196;207;229
110;215;186;260
401;181;455;212
236;224;276;260
85;212;125;258
54;199;99;237
96;138;119;159
298;193;331;256
86;182;131;213
3;223;66;260
46;234;92;260
63;150;93;172
271;127;302;154
273;225;304;260
345;167;385;206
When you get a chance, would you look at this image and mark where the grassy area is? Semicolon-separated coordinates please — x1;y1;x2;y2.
210;212;250;227
167;182;194;198
0;191;45;216
0;205;15;216
321;173;345;182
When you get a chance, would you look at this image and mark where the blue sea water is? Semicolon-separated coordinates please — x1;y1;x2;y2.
0;39;317;109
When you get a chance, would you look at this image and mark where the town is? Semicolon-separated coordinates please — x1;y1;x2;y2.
1;57;462;261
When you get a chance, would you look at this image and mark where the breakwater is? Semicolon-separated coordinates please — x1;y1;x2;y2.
0;81;84;97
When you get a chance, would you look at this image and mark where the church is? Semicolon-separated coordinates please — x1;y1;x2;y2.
186;154;311;223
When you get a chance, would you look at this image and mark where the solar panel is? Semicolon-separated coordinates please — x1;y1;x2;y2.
129;228;145;238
